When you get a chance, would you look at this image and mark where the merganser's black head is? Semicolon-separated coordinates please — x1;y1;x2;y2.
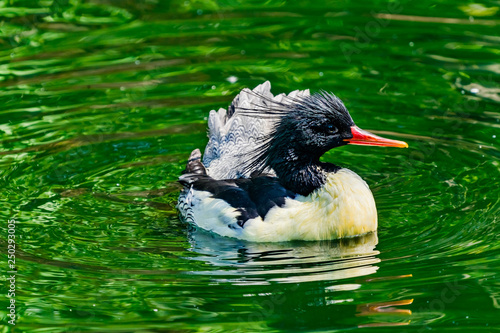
271;92;355;159
240;91;407;195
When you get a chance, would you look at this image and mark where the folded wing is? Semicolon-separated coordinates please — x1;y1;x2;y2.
202;81;310;179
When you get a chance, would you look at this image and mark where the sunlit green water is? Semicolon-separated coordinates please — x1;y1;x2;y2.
1;0;499;332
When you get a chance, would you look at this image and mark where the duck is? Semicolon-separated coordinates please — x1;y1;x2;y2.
177;81;407;242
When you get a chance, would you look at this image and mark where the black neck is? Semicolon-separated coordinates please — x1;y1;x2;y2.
271;159;340;196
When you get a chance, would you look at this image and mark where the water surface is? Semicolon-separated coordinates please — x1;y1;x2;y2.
1;0;499;332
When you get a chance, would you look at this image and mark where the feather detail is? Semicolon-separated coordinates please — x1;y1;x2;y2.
232;90;354;186
203;81;310;180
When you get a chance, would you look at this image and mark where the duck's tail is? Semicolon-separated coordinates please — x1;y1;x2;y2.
182;149;206;175
202;81;310;180
179;149;207;189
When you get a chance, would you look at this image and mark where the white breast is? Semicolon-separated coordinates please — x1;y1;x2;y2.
242;168;377;241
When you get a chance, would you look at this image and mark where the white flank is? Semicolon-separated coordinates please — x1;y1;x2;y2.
179;188;242;238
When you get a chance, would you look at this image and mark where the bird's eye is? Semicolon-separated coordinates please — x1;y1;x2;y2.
325;124;338;134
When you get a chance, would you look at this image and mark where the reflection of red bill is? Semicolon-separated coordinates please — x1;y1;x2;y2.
357;298;414;318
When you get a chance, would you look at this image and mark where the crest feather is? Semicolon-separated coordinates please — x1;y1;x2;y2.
202;82;310;179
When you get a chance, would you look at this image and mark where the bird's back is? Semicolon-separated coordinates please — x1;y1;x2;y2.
202;81;310;179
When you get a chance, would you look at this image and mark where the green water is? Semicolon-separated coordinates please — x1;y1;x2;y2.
1;0;499;332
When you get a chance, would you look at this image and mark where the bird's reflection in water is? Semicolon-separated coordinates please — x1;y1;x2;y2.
186;228;380;284
186;228;413;329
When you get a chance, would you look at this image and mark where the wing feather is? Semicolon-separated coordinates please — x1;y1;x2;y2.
203;81;310;179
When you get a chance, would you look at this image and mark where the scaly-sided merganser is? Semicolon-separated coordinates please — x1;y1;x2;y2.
177;81;407;242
